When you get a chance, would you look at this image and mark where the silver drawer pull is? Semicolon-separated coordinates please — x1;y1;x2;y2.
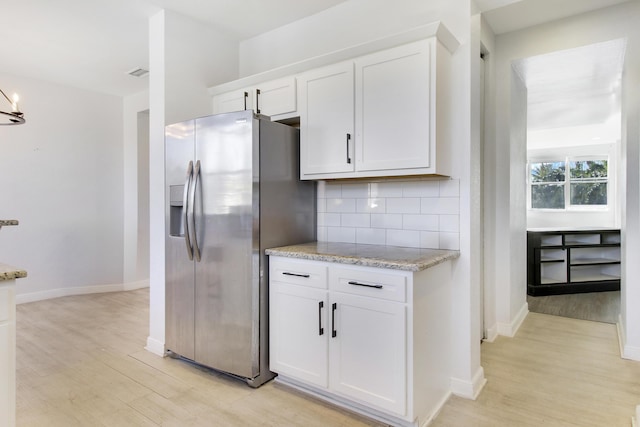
348;280;383;289
283;272;310;278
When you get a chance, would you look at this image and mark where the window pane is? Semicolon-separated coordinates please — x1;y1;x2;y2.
569;160;607;179
530;162;565;183
570;182;607;205
532;184;565;209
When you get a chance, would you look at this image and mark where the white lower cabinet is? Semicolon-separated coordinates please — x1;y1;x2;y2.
269;256;452;426
329;291;406;414
0;282;16;427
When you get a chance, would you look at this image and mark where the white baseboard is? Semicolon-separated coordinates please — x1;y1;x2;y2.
450;366;486;400
16;280;150;304
483;323;498;342
617;314;640;361
145;336;165;357
496;302;529;338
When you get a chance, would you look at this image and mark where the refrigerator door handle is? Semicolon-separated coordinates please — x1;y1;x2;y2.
183;161;194;260
190;160;202;262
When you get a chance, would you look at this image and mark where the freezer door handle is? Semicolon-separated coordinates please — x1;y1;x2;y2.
190;160;202;262
183;161;194;260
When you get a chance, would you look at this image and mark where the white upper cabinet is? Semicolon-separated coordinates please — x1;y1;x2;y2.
355;40;434;173
212;89;252;114
208;23;458;180
300;38;452;180
298;62;355;176
212;76;297;119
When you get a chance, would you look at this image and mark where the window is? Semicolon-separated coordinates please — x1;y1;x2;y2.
529;158;608;210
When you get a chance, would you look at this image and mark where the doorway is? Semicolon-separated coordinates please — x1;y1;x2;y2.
515;39;625;324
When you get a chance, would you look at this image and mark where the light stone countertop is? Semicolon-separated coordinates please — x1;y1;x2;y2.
0;263;27;281
265;242;459;272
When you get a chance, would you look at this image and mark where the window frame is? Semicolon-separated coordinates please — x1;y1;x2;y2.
527;155;610;211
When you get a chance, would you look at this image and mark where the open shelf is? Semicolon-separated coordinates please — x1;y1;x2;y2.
528;229;621;296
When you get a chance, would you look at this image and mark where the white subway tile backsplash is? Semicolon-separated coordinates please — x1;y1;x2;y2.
356;198;386;213
317;226;328;242
328;226;356;243
341;183;370;198
440;232;460;250
387;198;420;214
439;179;460;197
323;213;341;227
421;197;459;215
371;214;403;229
439;215;459;232
325;183;343;198
341;213;371;228
370;181;403;198
402;180;440;197
356;228;386;245
316;181;326;199
318;179;460;250
317;198;327;213
326;198;356;213
420;231;440;249
387;229;421;248
403;214;439;231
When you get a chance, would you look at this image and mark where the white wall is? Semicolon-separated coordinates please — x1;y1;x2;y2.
123;90;149;286
147;9;239;355
480;14;498;341
0;73;124;302
489;1;640;356
239;0;485;399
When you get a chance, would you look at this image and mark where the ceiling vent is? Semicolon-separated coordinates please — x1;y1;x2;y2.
127;67;149;78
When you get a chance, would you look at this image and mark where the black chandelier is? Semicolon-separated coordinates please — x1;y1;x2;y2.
0;88;25;125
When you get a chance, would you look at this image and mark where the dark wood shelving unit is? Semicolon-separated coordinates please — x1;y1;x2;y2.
527;229;621;296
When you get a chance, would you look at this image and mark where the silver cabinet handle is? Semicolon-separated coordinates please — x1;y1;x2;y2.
183;161;194;260
256;89;261;114
243;91;248;110
190;160;202;262
348;280;383;289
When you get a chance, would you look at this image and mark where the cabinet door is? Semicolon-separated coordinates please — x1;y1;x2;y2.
329;292;406;415
212;89;252;114
255;76;297;117
355;40;432;172
270;282;328;387
299;61;355;177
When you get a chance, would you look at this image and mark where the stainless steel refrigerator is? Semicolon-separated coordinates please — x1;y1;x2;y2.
165;110;315;387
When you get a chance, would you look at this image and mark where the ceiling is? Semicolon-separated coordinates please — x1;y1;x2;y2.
515;38;626;134
0;0;631;99
1;0;349;97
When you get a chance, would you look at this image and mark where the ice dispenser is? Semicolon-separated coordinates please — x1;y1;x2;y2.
169;184;185;237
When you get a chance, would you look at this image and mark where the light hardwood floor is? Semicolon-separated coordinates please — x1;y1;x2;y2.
16;288;640;426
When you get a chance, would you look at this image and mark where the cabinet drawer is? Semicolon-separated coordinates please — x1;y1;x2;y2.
270;258;327;289
330;267;407;302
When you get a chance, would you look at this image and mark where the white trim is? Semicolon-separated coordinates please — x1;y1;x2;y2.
145;336;166;357
275;375;419;427
618;314;640;361
497;302;528;337
483;323;498;342
15;281;150;305
450;366;487;400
